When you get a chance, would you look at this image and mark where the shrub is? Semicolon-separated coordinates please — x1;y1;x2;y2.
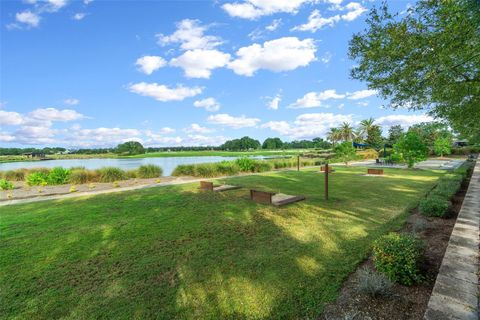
3;170;25;181
126;170;138;179
356;149;379;160
0;179;14;190
412;219;428;235
69;169;88;184
372;233;423;285
236;157;255;172
137;164;162;178
252;161;273;172
97;167;127;182
26;172;48;186
47;167;70;185
419;196;450;217
430;180;461;199
215;161;240;176
356;267;392;297
194;163;218;177
172;164;196;177
29;167;51;175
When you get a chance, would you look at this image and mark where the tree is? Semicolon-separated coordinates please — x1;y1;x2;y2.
327;128;342;147
365;125;384;151
262;137;283;149
387;125;405;146
339;122;355;142
393;132;428;168
221;136;260;151
334;141;357;165
116;141;145;155
349;0;480;141
434;137;452;157
409;122;451;146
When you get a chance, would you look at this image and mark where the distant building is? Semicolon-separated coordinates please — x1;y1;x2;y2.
23;152;46;159
453;140;468;147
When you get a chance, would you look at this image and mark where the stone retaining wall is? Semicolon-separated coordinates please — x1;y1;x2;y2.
424;160;479;320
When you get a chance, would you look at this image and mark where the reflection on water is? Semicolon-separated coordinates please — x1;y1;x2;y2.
0;156;270;176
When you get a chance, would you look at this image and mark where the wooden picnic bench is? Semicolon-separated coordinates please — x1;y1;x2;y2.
199;181;241;192
367;168;384;175
250;189;306;207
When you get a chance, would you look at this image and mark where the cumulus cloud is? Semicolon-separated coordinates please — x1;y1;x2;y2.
228;37;316;76
0;110;24;125
347;89;377;100
128;82;202;102
15;11;40;28
193;97;221;112
208;113;260;129
157;19;222;50
159;127;175;134
292;2;367;32
262;112;353;139
288;89;345;108
135;55;167;75
222;0;312;19
267;94;281;110
170;49;230;79
29;108;85;122
64;98;79;105
184;123;214;134
375;114;434;130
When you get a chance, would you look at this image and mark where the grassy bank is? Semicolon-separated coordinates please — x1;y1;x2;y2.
125;149;306;158
0;166;443;319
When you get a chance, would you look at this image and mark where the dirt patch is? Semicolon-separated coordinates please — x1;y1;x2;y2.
320;168;472;320
0;176;193;201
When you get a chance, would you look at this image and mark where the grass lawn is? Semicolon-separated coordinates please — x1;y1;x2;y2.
0;167;443;319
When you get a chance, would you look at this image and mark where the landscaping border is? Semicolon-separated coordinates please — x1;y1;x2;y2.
424;159;479;320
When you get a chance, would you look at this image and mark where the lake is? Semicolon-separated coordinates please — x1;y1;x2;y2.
0;156;272;176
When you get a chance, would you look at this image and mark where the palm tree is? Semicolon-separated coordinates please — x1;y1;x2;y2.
326;128;341;147
339;122;355;141
353;128;365;143
359;118;376;137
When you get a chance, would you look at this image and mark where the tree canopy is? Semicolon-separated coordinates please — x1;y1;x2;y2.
393;131;428;168
221;136;261;151
349;0;480;141
115;141;145;155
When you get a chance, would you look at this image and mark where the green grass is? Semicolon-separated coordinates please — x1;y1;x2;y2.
0;167;443;319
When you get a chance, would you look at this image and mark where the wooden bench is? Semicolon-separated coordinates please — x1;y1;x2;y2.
199;181;241;192
320;165;334;173
250;189;306;207
367;168;384;175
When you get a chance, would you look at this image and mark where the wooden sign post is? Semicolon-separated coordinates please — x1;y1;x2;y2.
325;163;329;200
297;155;300;171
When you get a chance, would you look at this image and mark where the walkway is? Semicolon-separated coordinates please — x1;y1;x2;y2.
424;160;479;320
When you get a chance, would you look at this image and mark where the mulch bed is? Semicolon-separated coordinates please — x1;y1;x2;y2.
320;168;473;320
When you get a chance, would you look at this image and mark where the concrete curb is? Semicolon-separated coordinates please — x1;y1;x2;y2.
424;160;479;320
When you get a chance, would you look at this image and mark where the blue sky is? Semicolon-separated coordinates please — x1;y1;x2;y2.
0;0;430;148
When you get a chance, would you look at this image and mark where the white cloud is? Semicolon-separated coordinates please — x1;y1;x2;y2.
288;89;345;108
266;18;282;31
375;114;434;130
193;97;221;112
160;127;175;134
128;82;202;102
157;19;222;50
183;134;228;146
64;98;79;105
249;18;282;40
29;108;85;122
356;101;369;107
73;13;86;20
135;55;167;75
15;11;40;27
184;123;214;134
347;89;377;100
321;51;332;63
44;0;67;12
170;49;230;79
292;2;367;32
222;0;312;19
267;94;281;110
208;113;260;129
0;110;24;125
228;37;316;76
262;112;353;139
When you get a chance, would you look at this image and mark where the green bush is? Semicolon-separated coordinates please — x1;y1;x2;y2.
356;267;392;297
126;170;138;179
236;157;255;172
69;169;88;184
419;196;450;217
172;164;196;176
372;233;423;285
430;180;461;199
252;161;273;172
194;163;218;177
97;167;127;182
0;179;14;190
137;164;162;178
47;167;70;185
26;172;48;186
216;161;240;176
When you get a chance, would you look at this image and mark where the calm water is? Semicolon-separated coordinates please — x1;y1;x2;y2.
0;156;270;176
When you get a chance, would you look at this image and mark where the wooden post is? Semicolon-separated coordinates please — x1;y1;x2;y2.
325;163;329;200
297;155;300;171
